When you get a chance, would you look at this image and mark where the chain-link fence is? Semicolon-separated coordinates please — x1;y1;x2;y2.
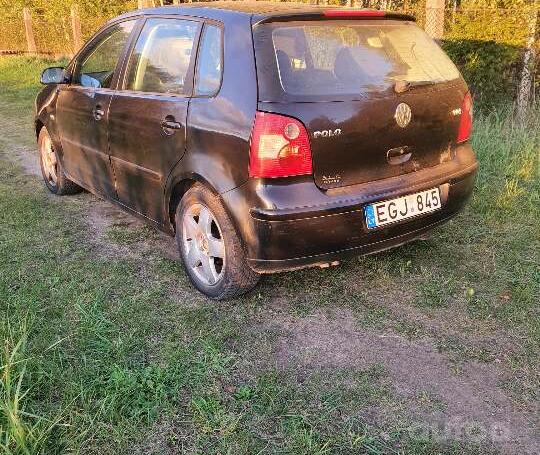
1;1;536;55
0;1;138;55
1;2;537;52
0;1;538;106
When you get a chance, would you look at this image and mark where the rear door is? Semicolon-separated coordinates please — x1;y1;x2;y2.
56;20;136;196
254;20;468;190
107;17;200;223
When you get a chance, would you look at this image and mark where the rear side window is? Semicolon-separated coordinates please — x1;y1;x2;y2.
124;18;198;94
254;20;460;100
195;24;223;96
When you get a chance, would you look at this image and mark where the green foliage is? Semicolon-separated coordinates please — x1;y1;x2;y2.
442;39;522;107
442;6;539;108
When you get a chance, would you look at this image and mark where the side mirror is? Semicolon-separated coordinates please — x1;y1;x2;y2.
40;67;67;85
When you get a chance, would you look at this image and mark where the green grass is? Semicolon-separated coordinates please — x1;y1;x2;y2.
0;56;538;454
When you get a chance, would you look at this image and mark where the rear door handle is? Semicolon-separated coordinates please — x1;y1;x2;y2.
92;105;104;121
161;115;182;134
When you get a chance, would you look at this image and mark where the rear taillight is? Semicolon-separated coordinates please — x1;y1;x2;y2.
457;92;473;143
249;111;312;178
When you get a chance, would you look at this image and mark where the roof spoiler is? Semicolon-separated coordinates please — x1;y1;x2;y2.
253;9;416;25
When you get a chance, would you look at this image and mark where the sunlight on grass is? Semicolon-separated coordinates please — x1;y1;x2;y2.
472;106;540;216
0;56;67;102
0;315;68;455
497;178;526;207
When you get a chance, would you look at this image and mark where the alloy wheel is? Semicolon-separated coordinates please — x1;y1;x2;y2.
40;133;58;186
182;203;226;286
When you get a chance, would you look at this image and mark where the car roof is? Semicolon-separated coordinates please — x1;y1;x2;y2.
114;1;414;24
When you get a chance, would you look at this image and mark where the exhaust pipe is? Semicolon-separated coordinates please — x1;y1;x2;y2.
318;261;340;269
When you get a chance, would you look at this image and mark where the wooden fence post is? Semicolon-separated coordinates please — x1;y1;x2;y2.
425;0;445;40
71;5;82;54
23;7;37;55
516;8;538;119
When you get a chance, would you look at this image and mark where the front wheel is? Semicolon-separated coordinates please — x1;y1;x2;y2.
176;184;260;300
38;127;81;195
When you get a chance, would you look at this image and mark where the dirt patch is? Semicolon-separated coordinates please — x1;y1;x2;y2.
0;125;189;306
132;415;179;455
0;100;40;174
345;278;536;397
12;145;41;176
1;144;42;177
84;196;144;259
0;108;177;263
84;195;179;261
0;133;180;264
271;310;539;454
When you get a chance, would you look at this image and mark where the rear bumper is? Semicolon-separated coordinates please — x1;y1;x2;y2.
222;143;478;273
248;213;461;273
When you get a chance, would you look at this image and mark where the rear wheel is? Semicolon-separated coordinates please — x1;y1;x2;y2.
38;127;81;195
176;183;260;300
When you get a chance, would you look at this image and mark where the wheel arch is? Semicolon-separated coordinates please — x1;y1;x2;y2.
164;172;219;234
35;119;45;138
164;172;250;258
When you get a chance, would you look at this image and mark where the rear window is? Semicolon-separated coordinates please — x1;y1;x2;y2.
254;20;460;101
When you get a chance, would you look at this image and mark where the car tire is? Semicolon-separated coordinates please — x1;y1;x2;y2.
38;127;82;195
176;183;260;300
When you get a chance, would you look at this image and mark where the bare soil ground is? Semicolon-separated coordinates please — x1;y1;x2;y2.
270;310;539;454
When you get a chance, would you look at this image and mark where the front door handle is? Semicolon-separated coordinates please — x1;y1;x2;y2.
161;115;182;134
92;105;104;121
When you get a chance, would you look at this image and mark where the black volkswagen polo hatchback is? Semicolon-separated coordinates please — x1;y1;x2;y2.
35;2;478;299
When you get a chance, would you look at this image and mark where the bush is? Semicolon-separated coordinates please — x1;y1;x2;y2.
443;39;527;108
442;6;539;109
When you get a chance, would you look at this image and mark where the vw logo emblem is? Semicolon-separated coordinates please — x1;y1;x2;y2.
395;103;412;128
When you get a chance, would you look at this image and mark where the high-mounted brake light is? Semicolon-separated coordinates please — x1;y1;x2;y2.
249;112;312;178
323;10;386;17
457;92;473;143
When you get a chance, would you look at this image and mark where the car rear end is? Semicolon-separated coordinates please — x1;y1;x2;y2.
226;9;478;272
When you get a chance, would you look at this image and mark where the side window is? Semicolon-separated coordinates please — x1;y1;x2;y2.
74;21;135;89
195;24;223;96
124;18;198;95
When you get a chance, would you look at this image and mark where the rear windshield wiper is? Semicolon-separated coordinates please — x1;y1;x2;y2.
394;79;438;93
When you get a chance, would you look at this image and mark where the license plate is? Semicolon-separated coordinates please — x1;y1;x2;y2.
364;187;442;229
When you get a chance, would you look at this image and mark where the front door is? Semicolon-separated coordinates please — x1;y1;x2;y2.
56;20;136;196
107;17;200;224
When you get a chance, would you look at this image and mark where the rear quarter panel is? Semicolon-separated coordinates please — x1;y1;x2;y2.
168;12;258;195
164;11;258;232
